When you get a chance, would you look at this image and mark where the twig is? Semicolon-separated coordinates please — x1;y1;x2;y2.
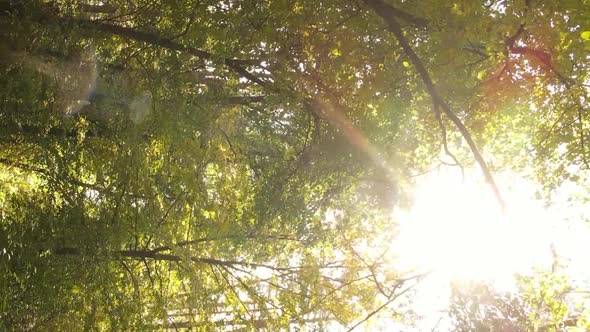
345;278;421;332
170;2;200;40
217;265;261;331
577;106;590;169
218;127;239;160
434;102;465;180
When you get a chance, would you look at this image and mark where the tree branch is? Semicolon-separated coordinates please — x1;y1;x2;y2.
577;106;590;169
69;19;267;86
345;276;423;332
0;1;267;87
226;95;265;105
54;247;345;272
358;0;427;28
149;234;299;254
364;0;506;211
78;3;117;14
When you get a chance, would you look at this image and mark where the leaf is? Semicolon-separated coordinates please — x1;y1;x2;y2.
477;70;486;80
330;48;342;58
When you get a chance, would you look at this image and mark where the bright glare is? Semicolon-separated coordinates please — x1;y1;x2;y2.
392;167;556;284
383;166;590;332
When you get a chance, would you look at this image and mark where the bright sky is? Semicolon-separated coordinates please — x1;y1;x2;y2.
382;165;590;331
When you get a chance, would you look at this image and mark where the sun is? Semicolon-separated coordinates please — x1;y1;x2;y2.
391;166;554;284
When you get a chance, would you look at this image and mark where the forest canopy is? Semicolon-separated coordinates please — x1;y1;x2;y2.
1;0;589;330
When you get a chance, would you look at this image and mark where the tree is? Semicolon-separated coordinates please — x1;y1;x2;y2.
0;0;588;330
449;272;586;332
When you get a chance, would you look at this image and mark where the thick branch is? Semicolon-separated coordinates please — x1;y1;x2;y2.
0;2;266;86
78;3;117;14
54;247;343;272
0;157;107;193
159;317;327;330
364;0;505;211
226;95;265;105
55;247;263;268
149;234;298;254
359;0;427;28
69;19;267;86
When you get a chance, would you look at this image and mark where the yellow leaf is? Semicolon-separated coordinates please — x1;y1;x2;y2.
330;48;341;58
477;70;486;80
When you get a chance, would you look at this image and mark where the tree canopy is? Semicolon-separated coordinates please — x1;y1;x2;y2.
1;0;589;330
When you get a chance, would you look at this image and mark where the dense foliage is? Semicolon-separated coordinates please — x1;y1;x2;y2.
0;0;589;330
